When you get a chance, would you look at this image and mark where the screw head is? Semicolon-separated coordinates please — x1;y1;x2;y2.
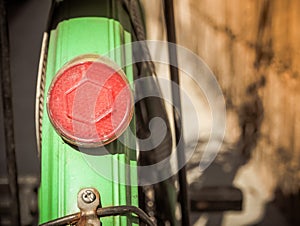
81;189;96;204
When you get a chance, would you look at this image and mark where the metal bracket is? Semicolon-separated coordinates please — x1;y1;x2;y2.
77;188;101;226
39;187;155;226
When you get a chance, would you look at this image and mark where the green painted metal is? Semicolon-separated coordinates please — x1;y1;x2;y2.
38;17;138;225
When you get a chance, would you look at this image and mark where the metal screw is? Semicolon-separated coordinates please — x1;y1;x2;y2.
81;189;96;204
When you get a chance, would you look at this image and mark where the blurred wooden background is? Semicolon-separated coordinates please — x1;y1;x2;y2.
142;0;300;225
177;0;300;195
144;0;300;194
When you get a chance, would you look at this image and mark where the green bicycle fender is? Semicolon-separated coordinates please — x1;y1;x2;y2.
38;17;138;226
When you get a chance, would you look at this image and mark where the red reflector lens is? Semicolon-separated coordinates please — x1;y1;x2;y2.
47;55;133;147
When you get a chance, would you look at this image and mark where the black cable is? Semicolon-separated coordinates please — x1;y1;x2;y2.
123;1;181;224
122;0;156;76
0;0;21;225
162;0;190;225
97;206;155;226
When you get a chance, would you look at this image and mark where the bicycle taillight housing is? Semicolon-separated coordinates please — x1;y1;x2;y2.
47;55;133;148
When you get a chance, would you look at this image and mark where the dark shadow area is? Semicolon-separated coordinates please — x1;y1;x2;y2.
0;0;51;176
188;76;268;225
1;0;51;225
252;188;300;226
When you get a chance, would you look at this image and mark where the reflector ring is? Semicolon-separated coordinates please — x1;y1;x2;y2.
47;55;133;147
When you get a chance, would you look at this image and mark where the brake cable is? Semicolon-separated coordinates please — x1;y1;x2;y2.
162;0;190;225
124;1;190;225
122;0;157;76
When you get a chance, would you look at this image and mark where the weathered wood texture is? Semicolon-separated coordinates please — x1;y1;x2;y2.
173;0;300;194
143;0;300;195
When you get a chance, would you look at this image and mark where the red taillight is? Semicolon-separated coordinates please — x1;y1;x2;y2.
47;55;133;147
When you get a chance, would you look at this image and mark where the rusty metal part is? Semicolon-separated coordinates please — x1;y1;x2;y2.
77;188;101;226
39;188;156;226
39;205;157;226
39;212;80;226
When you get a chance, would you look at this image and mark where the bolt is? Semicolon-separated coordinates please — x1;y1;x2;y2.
81;189;96;204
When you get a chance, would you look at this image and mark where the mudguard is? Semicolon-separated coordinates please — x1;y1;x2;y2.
37;1;138;225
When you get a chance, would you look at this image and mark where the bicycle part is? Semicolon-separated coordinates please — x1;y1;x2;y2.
38;1;139;225
40;206;156;226
122;0;156;76
35;32;48;156
81;189;97;204
162;0;190;225
124;0;179;224
77;188;101;226
40;188;155;226
47;55;134;148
